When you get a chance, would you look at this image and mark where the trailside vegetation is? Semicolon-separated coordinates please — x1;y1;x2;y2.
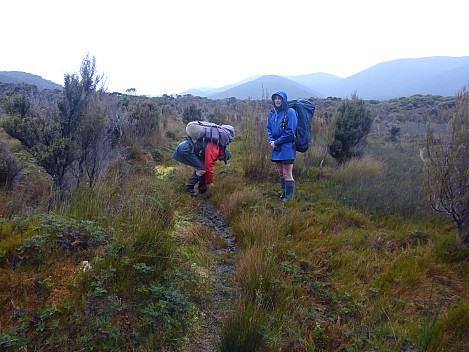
0;57;468;351
328;93;373;163
2;55;110;201
425;86;469;244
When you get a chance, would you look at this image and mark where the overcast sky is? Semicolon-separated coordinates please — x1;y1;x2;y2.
2;0;467;96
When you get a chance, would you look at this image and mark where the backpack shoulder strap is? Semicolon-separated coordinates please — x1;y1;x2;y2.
281;106;292;130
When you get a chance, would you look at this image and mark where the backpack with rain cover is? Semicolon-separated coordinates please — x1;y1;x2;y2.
186;121;235;148
282;99;316;153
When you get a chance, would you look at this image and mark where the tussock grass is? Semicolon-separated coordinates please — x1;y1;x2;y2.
55;160;179;274
293;144;333;181
231;210;280;248
215;186;265;222
430;301;469;351
236;244;279;307
333;155;384;182
329;156;386;215
218;301;267;352
275;208;314;240
329;138;431;220
324;207;370;233
0;219;38;265
0;167;51;218
230;207;313;249
0;138;21;190
238;113;277;182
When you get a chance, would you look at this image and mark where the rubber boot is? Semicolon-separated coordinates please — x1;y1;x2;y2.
198;175;208;194
279;178;286;200
283;180;296;202
186;171;201;196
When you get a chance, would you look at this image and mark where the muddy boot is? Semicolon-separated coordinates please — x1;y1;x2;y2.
279;178;286;200
198;175;208;194
186;171;201;196
283;180;296;202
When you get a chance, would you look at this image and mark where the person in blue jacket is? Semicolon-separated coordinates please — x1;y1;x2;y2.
266;90;298;201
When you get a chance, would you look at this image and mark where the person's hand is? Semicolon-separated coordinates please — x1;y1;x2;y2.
207;183;214;188
270;141;276;149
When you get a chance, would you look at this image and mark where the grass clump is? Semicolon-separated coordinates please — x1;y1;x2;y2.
236;244;279;307
218;301;267;352
430;301;469;351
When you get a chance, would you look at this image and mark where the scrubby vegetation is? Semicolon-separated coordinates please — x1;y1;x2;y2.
0;58;468;351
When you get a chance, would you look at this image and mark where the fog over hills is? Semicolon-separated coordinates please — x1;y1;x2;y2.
184;56;469;100
2;56;468;100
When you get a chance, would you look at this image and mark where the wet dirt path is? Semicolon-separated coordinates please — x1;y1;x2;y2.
180;196;239;352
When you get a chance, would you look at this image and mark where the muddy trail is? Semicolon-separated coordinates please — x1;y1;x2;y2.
179;195;239;352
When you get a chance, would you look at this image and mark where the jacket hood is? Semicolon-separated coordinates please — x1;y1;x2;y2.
271;91;288;111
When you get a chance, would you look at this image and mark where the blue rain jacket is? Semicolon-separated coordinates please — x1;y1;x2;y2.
172;137;206;170
266;90;298;161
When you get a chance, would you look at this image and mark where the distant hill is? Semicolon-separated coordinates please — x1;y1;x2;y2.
183;74;320;100
184;56;469;100
208;75;319;100
0;71;63;91
319;56;469;100
183;74;263;97
285;72;342;90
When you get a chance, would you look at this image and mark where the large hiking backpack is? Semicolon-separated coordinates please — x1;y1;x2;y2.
186;121;235;148
282;100;316;153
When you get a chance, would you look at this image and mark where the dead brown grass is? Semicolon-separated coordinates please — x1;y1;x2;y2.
0;256;81;331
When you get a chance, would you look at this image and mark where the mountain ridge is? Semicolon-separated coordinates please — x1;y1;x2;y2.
0;71;63;91
208;75;320;100
183;56;469;100
2;56;468;100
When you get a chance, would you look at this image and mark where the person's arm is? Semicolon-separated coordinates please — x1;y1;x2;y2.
267;112;279;149
266;112;274;141
204;143;221;184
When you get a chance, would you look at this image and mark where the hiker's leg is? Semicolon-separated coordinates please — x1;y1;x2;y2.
276;163;286;200
283;164;295;201
279;178;286;200
276;163;285;178
283;164;294;181
186;169;206;196
198;174;208;194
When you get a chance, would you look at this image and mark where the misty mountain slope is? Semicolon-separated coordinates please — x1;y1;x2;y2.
209;74;318;100
0;71;63;91
184;56;469;100
183;75;263;97
285;72;342;91
318;56;469;99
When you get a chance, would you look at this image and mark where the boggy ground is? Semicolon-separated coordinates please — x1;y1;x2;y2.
178;195;239;352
